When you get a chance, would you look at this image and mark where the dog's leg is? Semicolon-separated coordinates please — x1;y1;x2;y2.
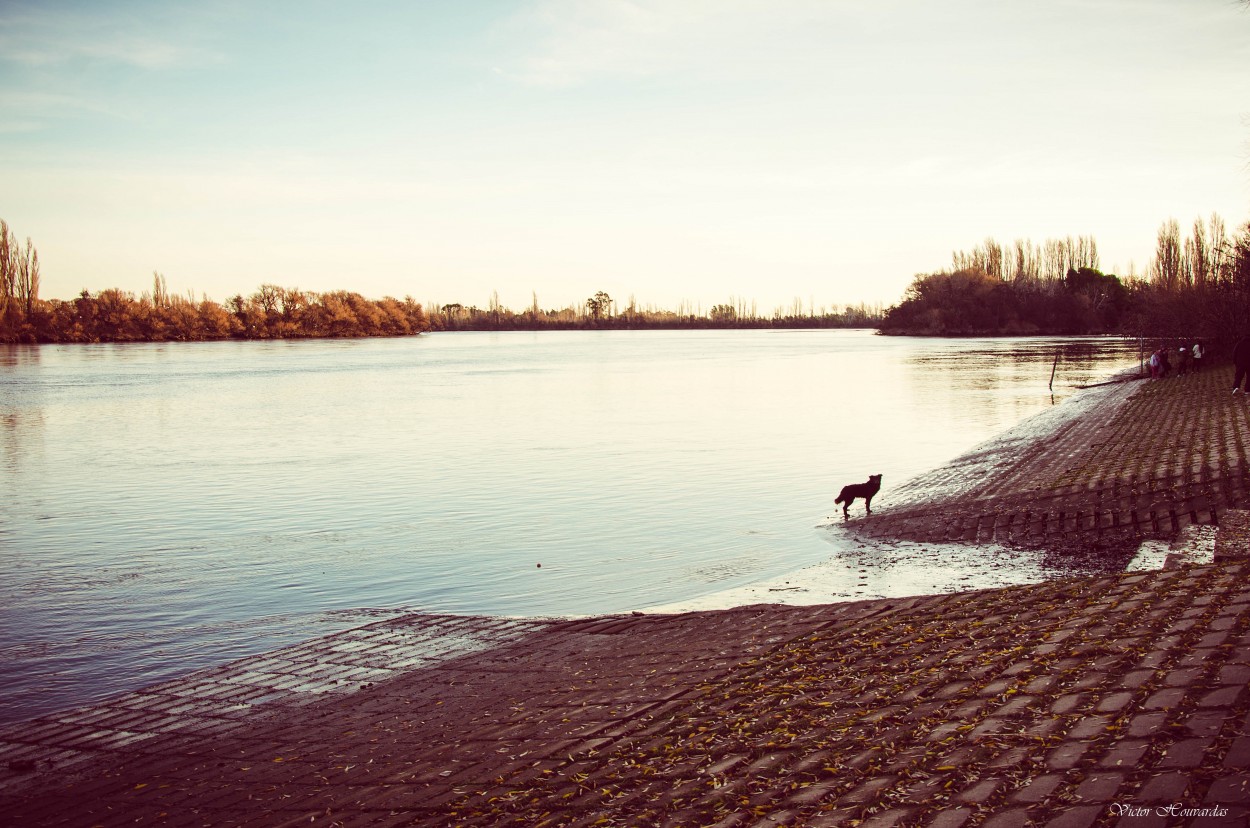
865;495;873;514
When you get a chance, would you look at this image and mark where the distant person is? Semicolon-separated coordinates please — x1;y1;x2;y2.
1177;346;1190;376
1234;336;1250;395
1158;347;1171;378
1149;349;1161;379
1192;341;1204;373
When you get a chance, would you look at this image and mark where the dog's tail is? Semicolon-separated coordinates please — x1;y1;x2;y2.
834;491;847;506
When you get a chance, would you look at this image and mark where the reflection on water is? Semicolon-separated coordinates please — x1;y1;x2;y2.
908;338;1130;393
0;330;1138;722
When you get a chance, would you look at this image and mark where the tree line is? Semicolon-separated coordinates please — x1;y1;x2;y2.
0;221;882;343
428;290;883;331
5;213;1247;347
879;215;1250;355
0;270;431;344
1129;215;1250;355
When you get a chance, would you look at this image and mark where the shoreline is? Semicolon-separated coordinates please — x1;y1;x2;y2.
0;331;1142;729
6;568;1249;824
4;364;1250;824
645;364;1161;614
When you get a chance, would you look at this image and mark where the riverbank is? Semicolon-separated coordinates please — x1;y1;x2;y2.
2;331;1140;726
650;362;1243;614
3;363;1250;825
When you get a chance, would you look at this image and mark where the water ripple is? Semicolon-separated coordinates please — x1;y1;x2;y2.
0;330;1138;721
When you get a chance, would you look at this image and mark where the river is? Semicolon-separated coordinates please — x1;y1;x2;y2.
0;329;1139;722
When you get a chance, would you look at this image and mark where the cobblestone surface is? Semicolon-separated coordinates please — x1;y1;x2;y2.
2;363;1249;826
3;568;1249;826
858;365;1250;551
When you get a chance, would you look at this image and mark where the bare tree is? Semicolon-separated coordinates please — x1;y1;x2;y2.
1209;213;1230;281
1042;239;1067;282
14;237;39;315
153;272;169;307
1190;219;1209;289
253;284;282;315
1012;238;1044;284
1151;219;1182;291
1074;235;1099;272
0;222;37;317
983;238;1003;279
0;220;12;315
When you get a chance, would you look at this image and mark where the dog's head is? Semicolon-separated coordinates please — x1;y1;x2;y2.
869;474;882;485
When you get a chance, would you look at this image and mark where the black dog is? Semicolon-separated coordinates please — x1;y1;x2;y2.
835;474;882;517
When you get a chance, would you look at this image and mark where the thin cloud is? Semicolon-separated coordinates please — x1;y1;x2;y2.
492;0;773;87
0;120;41;135
490;0;903;87
0;5;218;71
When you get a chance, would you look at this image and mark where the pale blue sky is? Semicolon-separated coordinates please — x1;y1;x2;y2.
2;0;1248;312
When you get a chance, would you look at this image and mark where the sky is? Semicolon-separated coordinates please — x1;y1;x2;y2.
2;0;1248;313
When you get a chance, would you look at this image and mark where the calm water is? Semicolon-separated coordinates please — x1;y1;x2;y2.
0;330;1138;722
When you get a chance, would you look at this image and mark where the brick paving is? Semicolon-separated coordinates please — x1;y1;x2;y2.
859;365;1250;550
2;363;1250;827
